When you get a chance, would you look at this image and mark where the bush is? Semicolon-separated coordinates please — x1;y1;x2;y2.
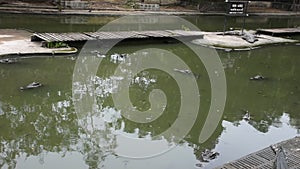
45;41;68;48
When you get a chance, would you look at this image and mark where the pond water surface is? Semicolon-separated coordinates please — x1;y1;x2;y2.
0;14;300;169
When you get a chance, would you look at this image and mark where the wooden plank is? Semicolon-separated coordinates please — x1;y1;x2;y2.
257;28;300;36
44;33;59;41
65;33;94;41
216;137;300;169
59;33;76;41
45;33;63;42
31;30;204;42
50;33;68;41
34;33;55;42
86;32;110;39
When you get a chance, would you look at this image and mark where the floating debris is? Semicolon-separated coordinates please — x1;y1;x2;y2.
0;58;18;64
250;75;265;81
91;50;106;58
201;149;219;162
90;50;99;54
174;68;192;74
110;53;128;63
20;82;42;90
132;76;156;90
96;53;106;58
174;68;200;79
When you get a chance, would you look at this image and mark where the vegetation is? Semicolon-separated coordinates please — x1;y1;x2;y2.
45;41;68;48
0;0;299;12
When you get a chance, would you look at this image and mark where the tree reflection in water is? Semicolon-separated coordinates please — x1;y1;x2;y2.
0;98;122;169
0;45;300;168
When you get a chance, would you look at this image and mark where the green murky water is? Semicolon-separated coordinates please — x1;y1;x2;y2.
0;14;300;169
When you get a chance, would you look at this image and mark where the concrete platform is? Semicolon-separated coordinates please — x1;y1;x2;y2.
216;136;300;169
192;31;298;51
31;30;298;52
0;29;77;57
257;28;300;36
0;29;298;57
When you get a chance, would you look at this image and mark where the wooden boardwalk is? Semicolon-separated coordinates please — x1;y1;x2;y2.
31;30;204;42
216;137;300;169
257;28;300;36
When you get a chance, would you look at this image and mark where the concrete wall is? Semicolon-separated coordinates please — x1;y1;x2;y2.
64;0;88;9
137;3;160;10
130;0;178;5
248;1;272;8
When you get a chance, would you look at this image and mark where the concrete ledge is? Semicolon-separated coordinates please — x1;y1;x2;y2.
136;3;160;11
64;1;88;9
0;6;299;16
192;31;298;51
0;29;298;57
0;29;77;57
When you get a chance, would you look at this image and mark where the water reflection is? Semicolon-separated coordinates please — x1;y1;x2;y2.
204;113;299;168
0;12;300;169
0;42;300;168
0;101;4;115
0;100;79;168
16;152;88;169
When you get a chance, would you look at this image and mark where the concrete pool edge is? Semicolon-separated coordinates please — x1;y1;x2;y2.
192;31;299;52
0;29;298;57
0;29;78;57
0;6;300;17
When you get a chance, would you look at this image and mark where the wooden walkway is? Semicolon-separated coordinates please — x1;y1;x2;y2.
257;28;300;36
216;136;300;169
31;30;204;42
